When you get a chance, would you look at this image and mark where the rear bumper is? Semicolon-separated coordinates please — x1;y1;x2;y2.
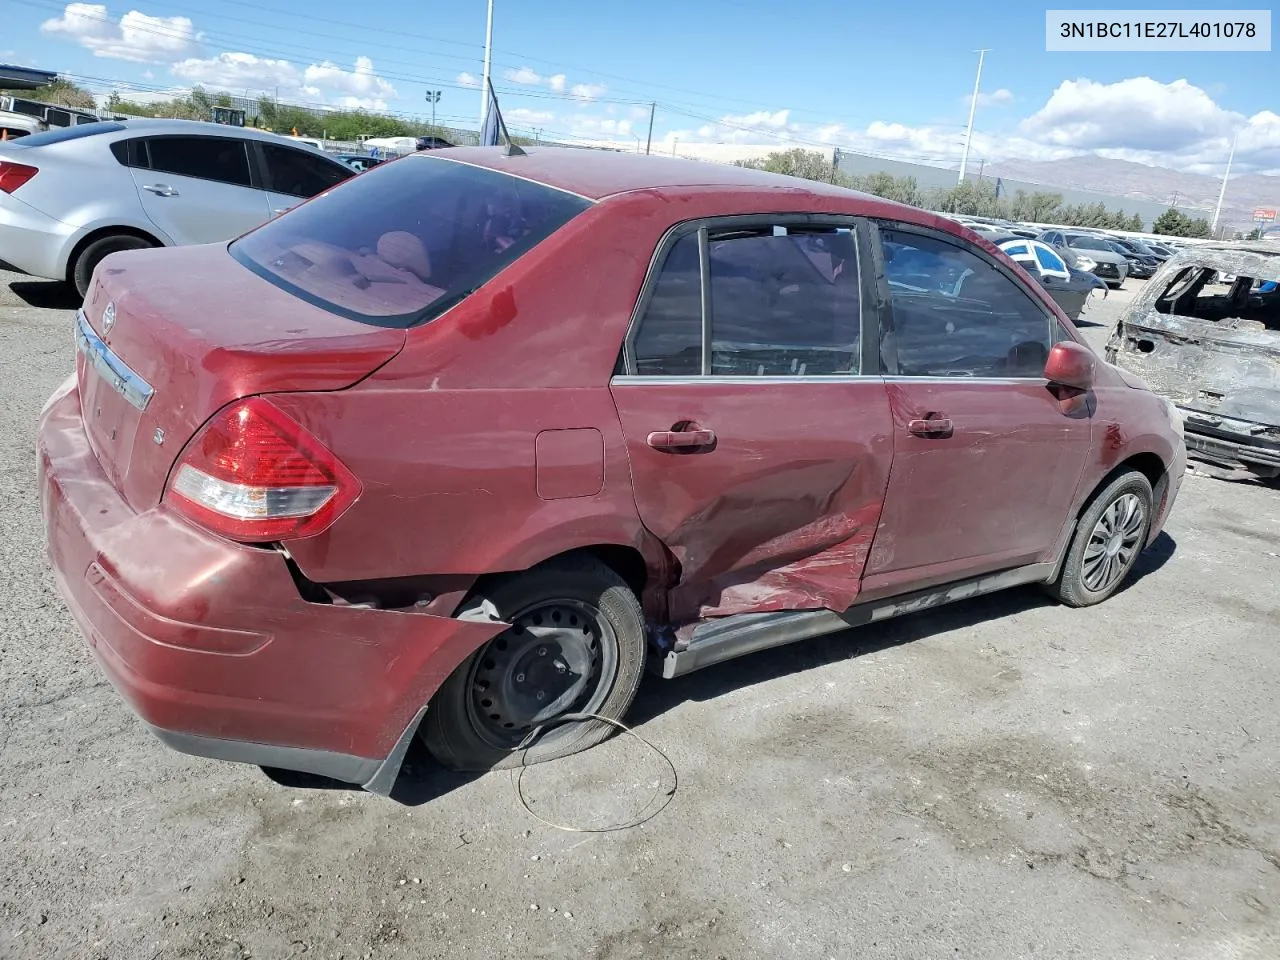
38;381;505;791
0;191;75;280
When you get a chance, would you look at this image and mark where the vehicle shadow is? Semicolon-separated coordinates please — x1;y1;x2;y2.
261;531;1177;805
7;279;82;310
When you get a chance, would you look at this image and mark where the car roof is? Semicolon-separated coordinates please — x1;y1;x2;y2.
103;118;316;144
429;145;895;204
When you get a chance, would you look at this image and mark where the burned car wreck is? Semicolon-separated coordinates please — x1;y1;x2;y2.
1107;243;1280;479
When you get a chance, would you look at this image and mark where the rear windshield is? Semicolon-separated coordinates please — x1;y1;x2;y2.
230;154;591;327
5;121;125;147
1067;236;1113;252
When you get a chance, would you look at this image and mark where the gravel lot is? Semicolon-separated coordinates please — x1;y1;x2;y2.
2;271;1278;960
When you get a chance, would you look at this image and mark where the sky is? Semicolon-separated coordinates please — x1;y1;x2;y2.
4;0;1279;174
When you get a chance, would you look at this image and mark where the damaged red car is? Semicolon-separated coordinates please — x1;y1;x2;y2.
39;148;1187;791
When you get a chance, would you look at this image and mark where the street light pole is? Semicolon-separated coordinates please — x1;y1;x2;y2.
425;90;441;130
1211;130;1239;236
958;48;989;184
480;0;494;131
645;101;655;155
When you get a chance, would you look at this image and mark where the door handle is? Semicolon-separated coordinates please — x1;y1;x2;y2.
141;184;179;197
647;428;716;451
907;418;953;438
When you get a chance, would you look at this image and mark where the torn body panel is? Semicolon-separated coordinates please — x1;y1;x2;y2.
1107;244;1280;477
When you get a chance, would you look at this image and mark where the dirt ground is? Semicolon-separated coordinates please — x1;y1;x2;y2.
2;272;1278;960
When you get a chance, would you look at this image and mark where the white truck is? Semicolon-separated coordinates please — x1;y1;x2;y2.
0;95;100;140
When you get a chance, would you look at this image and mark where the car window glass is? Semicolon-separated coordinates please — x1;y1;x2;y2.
632;234;702;375
145;137;252;187
231;155;589;326
708;227;860;376
1035;245;1067;273
262;143;351;198
881;228;1052;378
1003;243;1029;257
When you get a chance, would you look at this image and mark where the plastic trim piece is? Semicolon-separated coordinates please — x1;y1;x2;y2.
148;704;428;797
661;562;1056;678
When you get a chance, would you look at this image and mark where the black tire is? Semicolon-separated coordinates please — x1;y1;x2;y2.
1046;470;1153;608
72;234;155;298
422;556;647;772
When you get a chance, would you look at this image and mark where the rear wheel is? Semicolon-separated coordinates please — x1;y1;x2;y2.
72;234;155;298
422;557;647;772
1046;470;1153;607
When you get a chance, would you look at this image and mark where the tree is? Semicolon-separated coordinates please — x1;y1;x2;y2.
847;172;923;206
2;77;97;110
735;148;842;184
1151;207;1214;237
929;178;1001;217
1127;213;1144;231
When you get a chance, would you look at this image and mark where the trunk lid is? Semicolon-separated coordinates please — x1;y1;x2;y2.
77;244;406;513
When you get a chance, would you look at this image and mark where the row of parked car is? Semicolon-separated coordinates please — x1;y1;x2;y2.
947;213;1192;279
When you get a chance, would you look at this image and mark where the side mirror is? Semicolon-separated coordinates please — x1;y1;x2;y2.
1044;340;1096;390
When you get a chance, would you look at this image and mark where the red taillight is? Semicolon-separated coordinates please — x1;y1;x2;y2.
0;161;38;194
164;397;360;542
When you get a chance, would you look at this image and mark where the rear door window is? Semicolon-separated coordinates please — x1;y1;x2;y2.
261;143;352;198
630;223;862;377
144;136;253;187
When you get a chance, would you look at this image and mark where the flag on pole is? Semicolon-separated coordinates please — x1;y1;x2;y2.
480;79;501;147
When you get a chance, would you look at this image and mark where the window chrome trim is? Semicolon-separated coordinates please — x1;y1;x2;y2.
611;374;884;386
75;309;154;411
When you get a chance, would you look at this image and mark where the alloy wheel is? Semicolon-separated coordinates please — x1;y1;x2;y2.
1081;492;1146;593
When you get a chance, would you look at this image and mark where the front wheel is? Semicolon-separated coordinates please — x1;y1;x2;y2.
1046;470;1153;607
422;557;647;772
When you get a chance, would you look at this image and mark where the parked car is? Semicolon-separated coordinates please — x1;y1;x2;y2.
334;154;385;172
998;237;1108;321
1100;238;1157;279
415;135;454;151
1040;230;1130;288
39;149;1186;790
1107;241;1280;479
0;119;354;295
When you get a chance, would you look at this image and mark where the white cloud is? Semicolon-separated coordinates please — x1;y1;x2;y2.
41;2;199;63
172;51;301;93
570;82;607;102
508;107;555;125
547;74;566;93
967;87;1014;109
171;51;396;110
504;66;541;86
721;109;790;130
1021;77;1234;152
304;56;396;101
456;71;480;88
629;105;650;120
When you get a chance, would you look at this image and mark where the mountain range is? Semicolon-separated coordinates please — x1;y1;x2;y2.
984;156;1280;229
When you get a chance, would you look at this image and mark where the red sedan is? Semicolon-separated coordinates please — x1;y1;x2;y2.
39;148;1186;791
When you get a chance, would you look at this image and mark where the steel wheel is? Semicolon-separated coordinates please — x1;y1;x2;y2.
464;599;619;751
1080;492;1146;593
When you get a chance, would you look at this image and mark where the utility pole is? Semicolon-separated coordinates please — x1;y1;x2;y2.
425;90;441;130
1211;130;1239;235
958;48;989;184
480;0;494;131
645;101;655;155
672;137;678;157
978;158;985;179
